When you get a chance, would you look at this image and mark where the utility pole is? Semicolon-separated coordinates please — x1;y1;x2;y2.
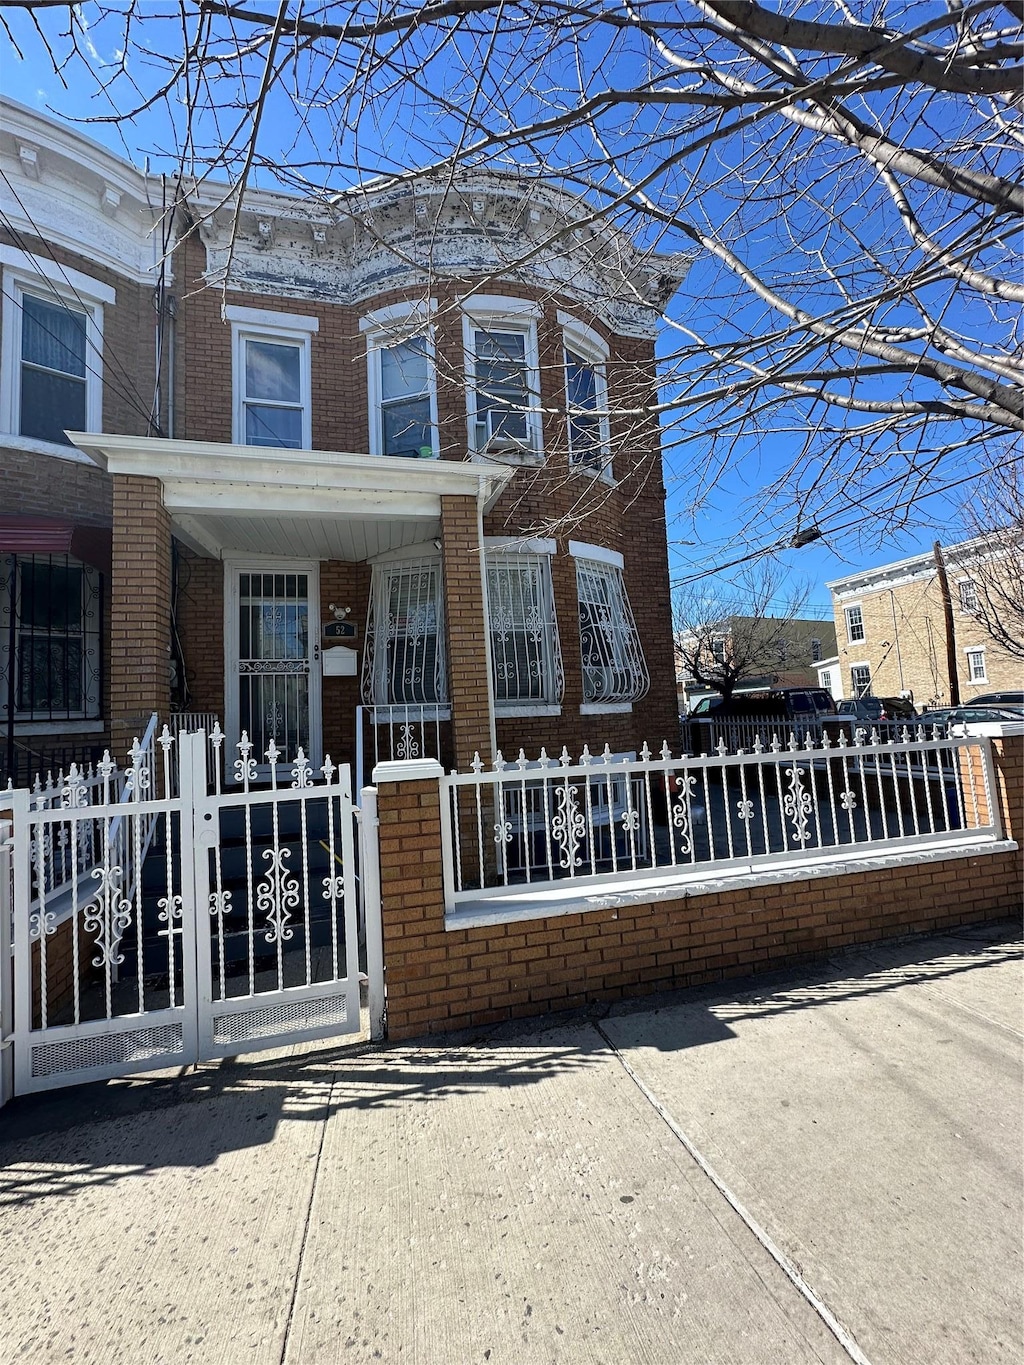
933;541;960;705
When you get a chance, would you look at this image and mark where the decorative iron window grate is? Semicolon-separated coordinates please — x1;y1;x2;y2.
0;553;102;723
486;553;562;707
362;558;448;706
575;558;648;704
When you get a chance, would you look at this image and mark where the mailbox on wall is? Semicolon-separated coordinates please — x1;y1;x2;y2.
322;646;358;677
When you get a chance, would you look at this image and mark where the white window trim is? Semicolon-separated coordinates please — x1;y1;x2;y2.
849;661;872;696
363;302;439;460
230;320;313;449
223;303;319;333
568;540;624;569
1;264;105;444
484;536;556;555
958;578;979;613
844;602;866;644
559;311;613;482
964;646;988;683
463;298;543;463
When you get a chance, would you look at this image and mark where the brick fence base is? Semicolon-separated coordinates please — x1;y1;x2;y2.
373;738;1023;1040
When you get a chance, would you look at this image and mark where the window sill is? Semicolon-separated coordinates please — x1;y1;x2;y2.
571;461;616;486
580;702;633;715
13;720;104;735
471;447;544;468
494;703;562;719
0;433;98;466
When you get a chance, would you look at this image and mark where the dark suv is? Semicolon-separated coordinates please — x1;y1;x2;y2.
837;696;918;723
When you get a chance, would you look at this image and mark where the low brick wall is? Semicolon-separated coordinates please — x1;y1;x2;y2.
374;738;1022;1040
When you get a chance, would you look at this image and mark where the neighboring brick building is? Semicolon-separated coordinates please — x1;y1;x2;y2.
824;537;1021;707
677;613;836;712
1;98;687;783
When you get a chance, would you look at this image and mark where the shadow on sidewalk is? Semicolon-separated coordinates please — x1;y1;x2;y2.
2;920;1017;1207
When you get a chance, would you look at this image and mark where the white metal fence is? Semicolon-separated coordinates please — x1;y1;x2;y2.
441;729;1000;906
2;726;380;1097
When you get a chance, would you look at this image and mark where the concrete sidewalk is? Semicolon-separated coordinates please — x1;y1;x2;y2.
1;921;1020;1365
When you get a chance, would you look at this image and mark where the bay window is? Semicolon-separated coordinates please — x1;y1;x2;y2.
463;298;542;459
486;549;562;712
572;547;649;708
362;557;447;707
0;249;108;447
560;313;611;473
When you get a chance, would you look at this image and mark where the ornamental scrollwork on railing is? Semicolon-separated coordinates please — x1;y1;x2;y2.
258;846;300;944
671;772;698;855
395;724;420;761
84;864;134;968
783;765;814;845
551;782;587;871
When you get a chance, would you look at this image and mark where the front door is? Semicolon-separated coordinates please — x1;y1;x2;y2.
225;561;322;770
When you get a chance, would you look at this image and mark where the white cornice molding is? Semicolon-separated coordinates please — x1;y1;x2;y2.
0;97;167;286
826;532;1013;598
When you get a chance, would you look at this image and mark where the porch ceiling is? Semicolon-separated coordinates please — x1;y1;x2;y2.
69;433;515;562
171;508;441;561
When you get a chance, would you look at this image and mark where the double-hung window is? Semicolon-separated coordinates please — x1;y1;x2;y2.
464;298;542;459
959;580;978;613
362;305;438;459
228;306;317;449
485;547;562;712
362;557;448;708
1;250;109;447
572;545;649;707
850;664;872;698
0;554;102;722
844;604;865;644
965;648;987;682
560;313;611;474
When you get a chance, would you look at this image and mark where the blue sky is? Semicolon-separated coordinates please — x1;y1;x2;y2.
1;6;979;616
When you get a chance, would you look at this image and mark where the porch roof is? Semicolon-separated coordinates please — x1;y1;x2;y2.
69;433;515;561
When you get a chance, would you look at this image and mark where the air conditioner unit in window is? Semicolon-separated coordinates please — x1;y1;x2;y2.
474;411;539;462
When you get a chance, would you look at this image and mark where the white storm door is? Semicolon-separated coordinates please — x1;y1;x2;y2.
226;562;322;768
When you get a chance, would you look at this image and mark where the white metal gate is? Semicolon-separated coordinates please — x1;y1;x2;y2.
6;726;375;1096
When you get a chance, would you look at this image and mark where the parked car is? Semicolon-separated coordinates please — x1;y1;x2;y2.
920;705;1024;735
836;696;918;724
969;691;1024;708
689;687;835;721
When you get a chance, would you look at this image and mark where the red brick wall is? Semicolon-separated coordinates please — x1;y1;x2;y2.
375;737;1023;1040
110;475;171;755
441;496;493;768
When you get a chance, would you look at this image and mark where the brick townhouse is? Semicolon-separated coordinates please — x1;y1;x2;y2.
822;537;1021;706
0;97;687;785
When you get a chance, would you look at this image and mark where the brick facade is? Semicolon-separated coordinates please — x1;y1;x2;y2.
3;108;681;781
830;541;1021;706
109;475;172;756
374;737;1022;1040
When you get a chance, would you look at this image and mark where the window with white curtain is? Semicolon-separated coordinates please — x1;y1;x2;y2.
485;552;562;710
574;557;649;705
0;257;107;446
362;558;448;707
